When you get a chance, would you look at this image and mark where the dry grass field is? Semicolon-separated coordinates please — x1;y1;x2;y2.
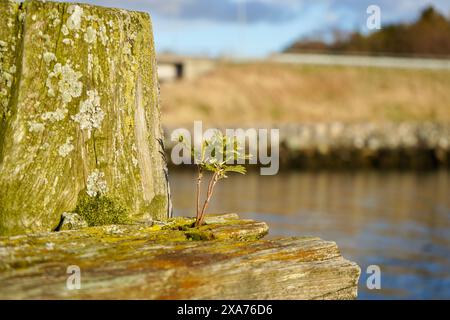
160;62;450;128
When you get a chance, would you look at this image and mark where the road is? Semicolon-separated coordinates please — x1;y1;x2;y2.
269;53;450;70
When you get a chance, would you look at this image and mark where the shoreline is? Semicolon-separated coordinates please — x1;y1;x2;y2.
163;122;450;170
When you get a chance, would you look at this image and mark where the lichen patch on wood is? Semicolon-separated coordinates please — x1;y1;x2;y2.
0;0;170;236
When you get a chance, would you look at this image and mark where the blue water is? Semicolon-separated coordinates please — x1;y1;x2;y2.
169;170;450;299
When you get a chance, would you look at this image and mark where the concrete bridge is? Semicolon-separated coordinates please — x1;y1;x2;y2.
157;54;217;82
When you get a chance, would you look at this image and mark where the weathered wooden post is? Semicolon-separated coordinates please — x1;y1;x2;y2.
0;0;170;235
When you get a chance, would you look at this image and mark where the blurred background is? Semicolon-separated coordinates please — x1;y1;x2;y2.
69;0;450;299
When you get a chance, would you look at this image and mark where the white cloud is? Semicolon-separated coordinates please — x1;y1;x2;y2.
64;0;450;25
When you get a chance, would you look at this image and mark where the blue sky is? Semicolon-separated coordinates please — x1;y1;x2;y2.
64;0;450;57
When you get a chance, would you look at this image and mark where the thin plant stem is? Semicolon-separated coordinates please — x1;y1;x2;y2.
197;171;219;226
196;166;203;223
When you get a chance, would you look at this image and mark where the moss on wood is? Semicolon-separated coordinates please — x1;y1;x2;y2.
73;193;129;227
0;0;170;235
0;215;360;300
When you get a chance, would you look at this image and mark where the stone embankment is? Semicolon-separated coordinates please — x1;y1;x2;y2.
164;122;450;169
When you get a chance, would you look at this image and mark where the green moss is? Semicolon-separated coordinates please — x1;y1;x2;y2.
162;217;194;230
74;193;130;227
147;194;167;217
0;1;170;236
185;229;215;241
161;217;211;240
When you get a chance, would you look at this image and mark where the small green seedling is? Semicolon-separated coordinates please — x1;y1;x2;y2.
178;132;251;227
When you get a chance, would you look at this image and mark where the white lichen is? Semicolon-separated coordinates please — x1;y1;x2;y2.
3;72;13;88
58;137;74;157
132;156;139;168
105;225;124;235
123;42;132;56
42;34;52;46
28;121;45;133
99;24;109;46
43;52;56;65
45;242;55;250
61;24;69;36
86;169;108;197
46;63;83;104
61;212;88;230
41;107;68;122
129;32;138;41
52;18;61;27
40;142;50;150
62;38;73;46
48;8;61;27
87;53;93;73
86;14;100;22
18;12;26;22
66;5;83;31
49;8;59;20
0;39;12;107
72;90;104;134
84;26;97;44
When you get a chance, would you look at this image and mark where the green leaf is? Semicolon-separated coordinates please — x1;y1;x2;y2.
224;165;247;175
202;163;217;172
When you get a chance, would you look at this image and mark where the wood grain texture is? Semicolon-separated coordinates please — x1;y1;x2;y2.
0;0;170;235
0;215;360;300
